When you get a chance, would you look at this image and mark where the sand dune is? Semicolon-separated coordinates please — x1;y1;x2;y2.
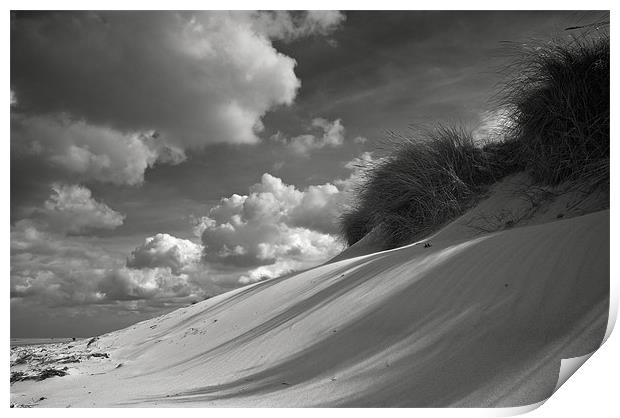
10;181;609;407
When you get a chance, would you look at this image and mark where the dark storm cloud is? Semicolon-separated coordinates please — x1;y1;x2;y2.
10;11;343;147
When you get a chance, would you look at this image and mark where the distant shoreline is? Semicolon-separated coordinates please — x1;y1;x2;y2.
10;338;76;347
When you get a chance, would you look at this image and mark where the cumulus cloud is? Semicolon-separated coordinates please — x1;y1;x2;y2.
11;185;212;308
10;221;211;308
272;118;346;155
11;220;119;306
11;262;205;308
127;233;202;274
343;150;376;171
9;190;207;308
198;152;378;284
97;267;197;302
238;261;301;285
336;151;378;192
11;219;117;263
11;150;373;308
287;183;344;233
11;183;220;310
252;11;346;41
11;114;185;186
199;173;347;282
34;183;125;234
9;10;352;329
11;11;343;151
191;216;216;238
11;268;105;307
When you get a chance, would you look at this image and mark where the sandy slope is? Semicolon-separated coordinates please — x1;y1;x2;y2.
10;186;609;407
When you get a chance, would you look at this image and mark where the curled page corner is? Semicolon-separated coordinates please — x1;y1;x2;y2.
553;351;595;394
553;300;613;393
485;346;602;417
491;400;547;417
603;303;617;344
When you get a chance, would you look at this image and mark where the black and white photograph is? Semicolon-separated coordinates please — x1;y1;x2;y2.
7;5;613;410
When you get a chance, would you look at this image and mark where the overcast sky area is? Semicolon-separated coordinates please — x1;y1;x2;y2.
10;10;607;337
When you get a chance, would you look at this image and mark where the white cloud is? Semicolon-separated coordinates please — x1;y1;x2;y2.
200;173;346;282
12;115;186;185
10;222;212;308
97;267;197;302
11;267;106;307
127;233;202;274
199;153;379;284
9;192;208;308
38;183;125;233
273;118;346;155
11;221;120;306
191;216;216;238
336;151;378;193
12;12;344;154
11;219;117;262
301;11;346;37
287;183;344;233
10;150;375;308
252;11;346;41
344;151;375;169
238;260;300;285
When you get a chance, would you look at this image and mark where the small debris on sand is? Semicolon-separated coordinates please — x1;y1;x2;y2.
57;355;80;364
11;367;68;383
13;353;32;365
88;353;109;359
10;342;112;387
10;372;26;383
86;337;98;348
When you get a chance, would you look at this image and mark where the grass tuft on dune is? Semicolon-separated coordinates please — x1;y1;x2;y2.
340;30;609;248
499;32;609;187
339;126;515;247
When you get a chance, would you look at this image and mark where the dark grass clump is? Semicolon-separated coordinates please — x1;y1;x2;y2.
340;30;609;249
340;126;512;247
499;32;609;187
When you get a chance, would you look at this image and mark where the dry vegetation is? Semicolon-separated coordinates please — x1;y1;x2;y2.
340;30;609;248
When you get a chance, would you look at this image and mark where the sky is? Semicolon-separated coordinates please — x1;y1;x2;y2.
10;10;608;337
